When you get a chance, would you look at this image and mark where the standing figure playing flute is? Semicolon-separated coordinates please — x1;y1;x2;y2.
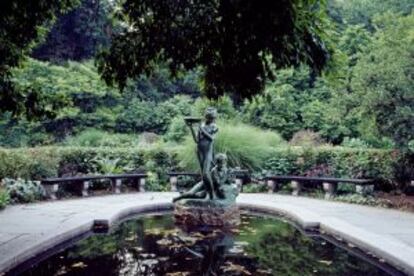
196;107;219;199
173;107;219;202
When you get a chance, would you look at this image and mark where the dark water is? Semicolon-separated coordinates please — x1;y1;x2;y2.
16;213;400;276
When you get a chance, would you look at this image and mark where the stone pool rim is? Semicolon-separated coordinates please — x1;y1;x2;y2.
1;196;412;275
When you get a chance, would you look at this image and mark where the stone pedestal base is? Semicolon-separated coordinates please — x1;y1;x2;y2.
174;202;240;227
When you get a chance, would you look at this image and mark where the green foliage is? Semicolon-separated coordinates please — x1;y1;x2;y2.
341;137;372;149
338;25;372;67
0;148;59;180
176;122;286;171
289;130;326;147
98;0;330;98
4;60;199;144
242;66;336;140
115;100;164;133
242;183;267;193
0;113;54;147
242;83;300;139
350;13;414;148
11;58;119;118
116;95;193;134
329;0;414;27
91;154;133;175
0;146;175;191
164;116;189;143
0;0;80;116
334;194;392;208
32;0;113;62
2;178;45;204
123;65;201;102
193;96;238;120
263;147;399;189
0;145;409;191
63;129;139;147
0;186;10;209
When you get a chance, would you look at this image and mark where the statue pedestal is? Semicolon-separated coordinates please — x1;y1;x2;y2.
174;201;240;227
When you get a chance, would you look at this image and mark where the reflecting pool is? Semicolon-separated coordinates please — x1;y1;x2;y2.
16;213;401;275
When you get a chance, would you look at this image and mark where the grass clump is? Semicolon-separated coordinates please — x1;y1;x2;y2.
63;129;140;147
0;186;10;209
175;121;286;171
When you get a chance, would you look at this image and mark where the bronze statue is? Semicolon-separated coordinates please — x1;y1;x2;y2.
173;108;240;226
173;108;239;213
196;107;218;199
173;153;238;203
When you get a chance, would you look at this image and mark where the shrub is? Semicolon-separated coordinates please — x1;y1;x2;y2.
115;95;193;134
263;146;400;190
341;137;372;149
289;130;326;147
334;194;392;208
175;121;286;171
115;100;162;133
0;146;177;191
0;186;10;209
242;84;300;139
0;148;59;180
3;178;44;203
63;129;140;147
164;116;189;143
0;145;409;193
193;96;237;120
242;183;267;193
91;156;132;175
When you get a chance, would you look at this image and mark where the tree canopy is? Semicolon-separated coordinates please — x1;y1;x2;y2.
32;0;114;63
0;0;80;116
98;0;330;99
350;12;414;148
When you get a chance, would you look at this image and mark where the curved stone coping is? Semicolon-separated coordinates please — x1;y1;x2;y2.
7;205;175;275
238;202;413;275
1;193;414;275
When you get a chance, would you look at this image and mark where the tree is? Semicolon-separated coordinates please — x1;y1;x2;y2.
0;0;79;116
98;0;331;99
350;13;414;148
242;65;339;141
328;0;414;28
32;0;114;63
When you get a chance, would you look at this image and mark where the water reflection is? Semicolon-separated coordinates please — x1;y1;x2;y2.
18;213;398;276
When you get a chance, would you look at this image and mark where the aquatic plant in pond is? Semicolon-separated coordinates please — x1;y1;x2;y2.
17;213;396;275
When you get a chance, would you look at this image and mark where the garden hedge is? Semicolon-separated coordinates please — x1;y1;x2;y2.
0;146;408;191
0;146;177;191
263;147;404;190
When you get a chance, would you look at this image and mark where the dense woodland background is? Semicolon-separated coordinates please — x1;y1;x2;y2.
0;0;412;150
0;0;413;204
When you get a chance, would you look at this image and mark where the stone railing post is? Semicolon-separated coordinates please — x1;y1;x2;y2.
267;179;276;193
322;182;337;199
82;181;90;197
44;184;59;200
139;177;146;192
112;179;122;194
291;180;302;196
235;177;243;192
170;176;178;192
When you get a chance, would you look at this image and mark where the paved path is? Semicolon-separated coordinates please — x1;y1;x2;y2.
1;193;414;275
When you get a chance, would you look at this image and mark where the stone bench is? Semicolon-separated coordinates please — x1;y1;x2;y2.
264;175;374;199
167;169;249;192
41;173;148;200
